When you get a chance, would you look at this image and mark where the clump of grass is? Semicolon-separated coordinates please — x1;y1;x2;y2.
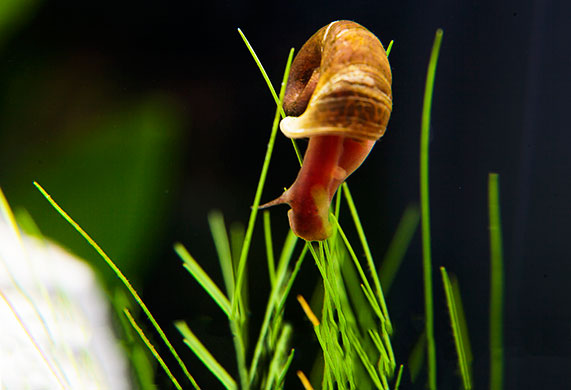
30;25;506;390
29;29;406;390
171;28;401;389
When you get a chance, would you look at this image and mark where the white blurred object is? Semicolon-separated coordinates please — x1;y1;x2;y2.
0;219;131;389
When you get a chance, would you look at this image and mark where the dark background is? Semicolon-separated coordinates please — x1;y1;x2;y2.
0;0;569;388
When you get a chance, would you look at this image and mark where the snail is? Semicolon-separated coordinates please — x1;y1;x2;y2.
260;20;392;241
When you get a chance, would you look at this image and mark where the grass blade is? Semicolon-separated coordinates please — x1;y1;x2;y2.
176;321;237;390
407;331;426;383
342;183;392;332
237;28;286;119
330;214;385;326
380;204;420;292
207;214;249;390
394;364;404;390
275;348;295;390
208;211;235;301
237;28;302;165
33;181;200;389
274;243;309;316
386;40;394;56
488;173;504;390
174;243;231;317
419;29;443;390
124;309;182;390
248;229;299;386
232;45;294;316
440;267;472;389
263;210;277;286
264;324;293;390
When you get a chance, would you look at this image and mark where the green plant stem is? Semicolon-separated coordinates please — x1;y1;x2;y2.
237;28;302;167
420;29;443;390
488;173;504;390
124;309;183;390
232;47;293;316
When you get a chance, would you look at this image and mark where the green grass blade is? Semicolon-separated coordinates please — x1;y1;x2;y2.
263;210;277;286
232;46;294;317
386;40;394;56
274;229;299;282
237;29;303;166
342;183;392;332
248;229;299;386
265;324;293;390
380;204;420;292
440;267;472;389
275;243;309;316
347;329;383;389
419;29;443;390
228;220;250;370
230;222;245;272
408;332;426;383
176;321;237;390
237;28;286;119
330;214;384;326
275;348;295;390
208;211;235;301
394;364;404;390
174;243;231;317
368;330;391;374
124;309;182;390
112;290;155;390
207;213;251;389
488;173;504;390
450;276;473;374
33;181;200;390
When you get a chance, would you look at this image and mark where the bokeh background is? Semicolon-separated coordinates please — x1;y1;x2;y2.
0;0;568;388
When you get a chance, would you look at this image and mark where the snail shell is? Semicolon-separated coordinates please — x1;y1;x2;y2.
280;20;392;140
260;20;392;241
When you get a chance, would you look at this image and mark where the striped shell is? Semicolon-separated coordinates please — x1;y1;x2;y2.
280;20;392;141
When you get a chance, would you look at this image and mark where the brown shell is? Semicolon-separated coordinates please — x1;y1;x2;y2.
280;20;392;141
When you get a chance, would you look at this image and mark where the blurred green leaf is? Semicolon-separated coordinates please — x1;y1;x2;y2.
0;0;42;50
2;95;186;287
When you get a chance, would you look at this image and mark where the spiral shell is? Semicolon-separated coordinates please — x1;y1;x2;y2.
280;20;392;141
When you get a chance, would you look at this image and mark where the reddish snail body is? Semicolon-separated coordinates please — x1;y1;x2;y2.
261;20;393;241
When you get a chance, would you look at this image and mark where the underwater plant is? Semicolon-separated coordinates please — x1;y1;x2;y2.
20;23;506;390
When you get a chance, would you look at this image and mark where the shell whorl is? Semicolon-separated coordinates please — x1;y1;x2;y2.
280;20;392;142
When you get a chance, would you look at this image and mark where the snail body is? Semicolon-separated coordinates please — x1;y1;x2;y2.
260;20;392;241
